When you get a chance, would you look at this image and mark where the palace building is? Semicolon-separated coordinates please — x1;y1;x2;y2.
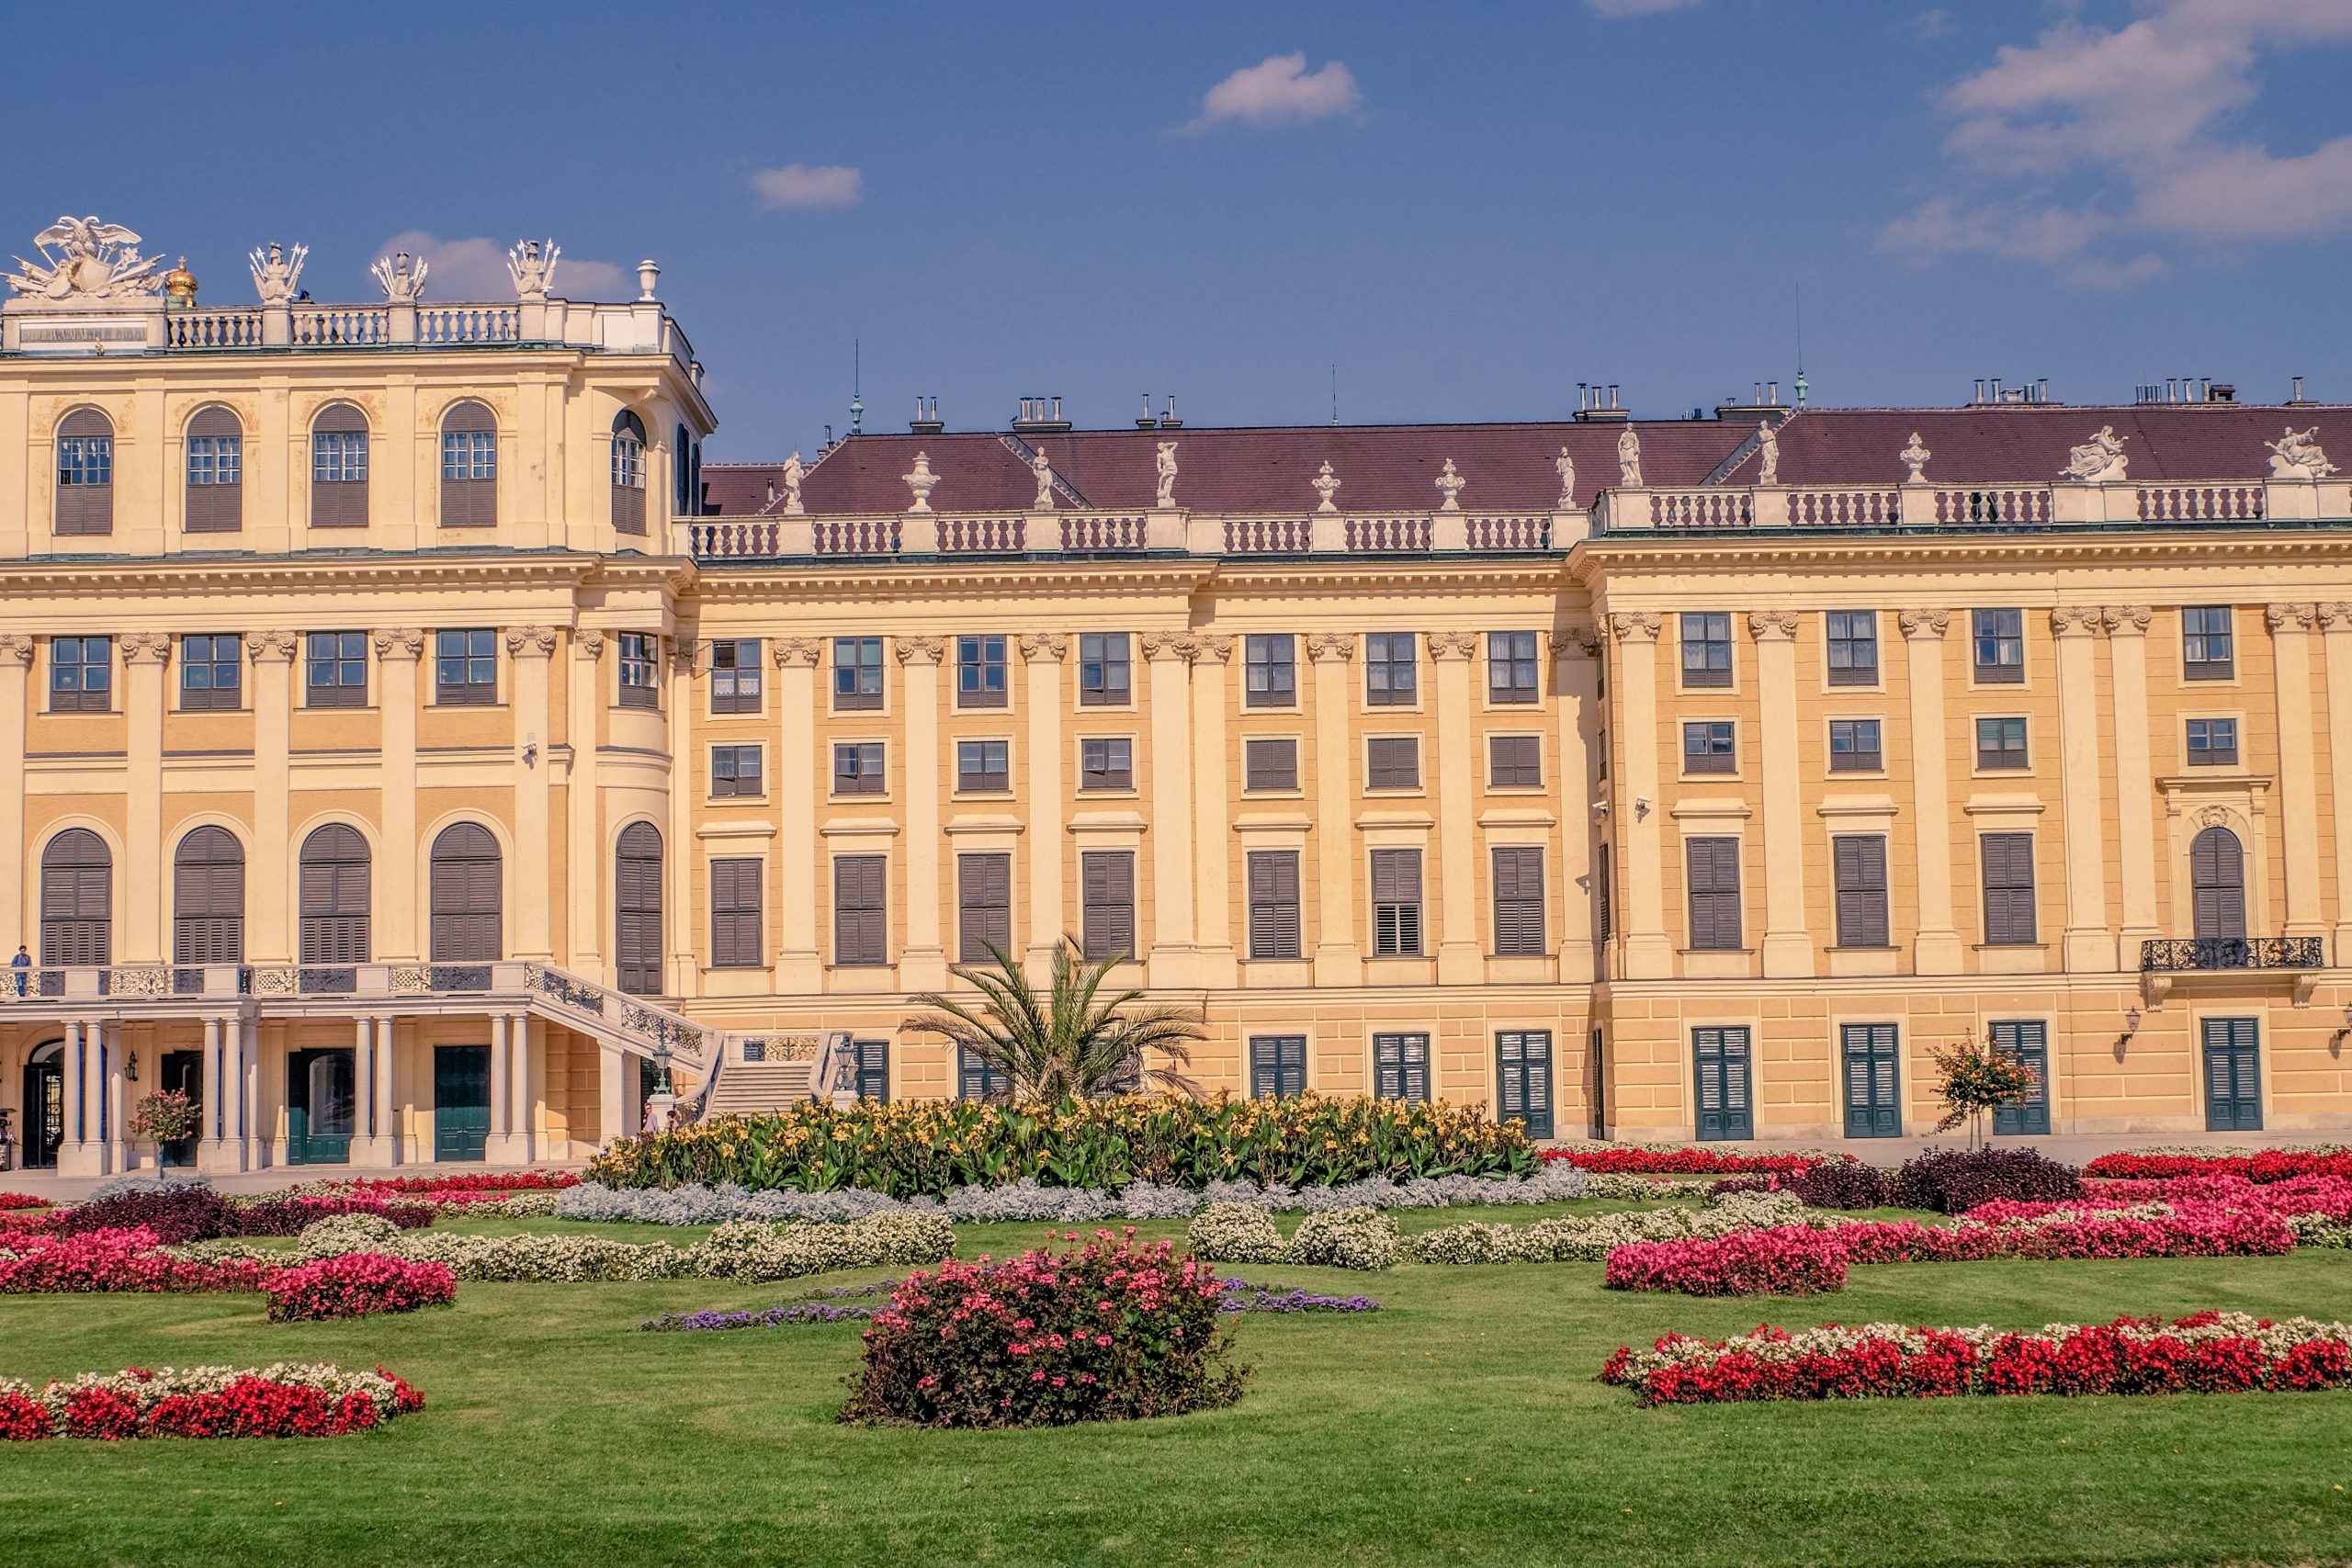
1;214;2348;1178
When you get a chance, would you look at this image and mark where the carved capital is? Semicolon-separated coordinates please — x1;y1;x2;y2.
1548;625;1602;660
667;638;699;673
771;637;821;668
1139;631;1193;663
0;634;32;667
243;630;298;663
1188;633;1235;664
1607;612;1661;644
372;628;424;661
2268;602;2319;634
1746;610;1799;642
1896;608;1950;640
120;632;174;666
504;625;559;659
2102;604;2152;636
2319;602;2352;632
2050;605;2104;636
1428;630;1479;660
572;629;606;660
1016;633;1068;662
894;635;944;666
1306;631;1356;663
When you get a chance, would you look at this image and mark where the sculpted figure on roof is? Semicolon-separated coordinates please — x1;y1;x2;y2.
507;239;560;301
6;215;164;301
2061;424;2129;483
1616;425;1643;489
778;452;807;516
1030;448;1057;510
2267;426;2337;481
248;241;307;306
1754;419;1780;486
1155;441;1179;508
370;250;429;303
1555;446;1576;509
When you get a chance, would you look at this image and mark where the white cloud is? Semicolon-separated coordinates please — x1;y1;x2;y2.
1883;0;2352;284
750;164;863;209
372;231;628;301
1180;51;1362;133
1585;0;1699;15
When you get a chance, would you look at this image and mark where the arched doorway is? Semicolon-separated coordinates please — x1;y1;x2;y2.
616;823;663;996
18;1040;62;1168
2190;825;2247;944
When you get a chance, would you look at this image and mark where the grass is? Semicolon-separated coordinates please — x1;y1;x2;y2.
5;1205;2352;1567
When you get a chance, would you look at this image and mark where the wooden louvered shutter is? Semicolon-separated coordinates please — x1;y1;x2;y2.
1687;836;1741;951
1250;1035;1306;1099
299;824;369;964
1693;1027;1753;1141
710;857;763;969
40;829;111;966
958;1045;1011;1103
1496;1030;1554;1138
1989;1020;2050;1135
1246;851;1301;960
55;409;113;536
1372;849;1422;956
2190;827;2246;941
835;856;887;966
1982;833;2037;945
1491;845;1545;955
439;401;497;527
1842;1022;1901;1138
185;407;243;533
173;826;245;964
1374;1032;1430;1102
854;1038;890;1102
957;853;1012;963
2202;1017;2261;1131
429;823;502;963
311;403;368;528
1833;834;1889;947
1080;851;1135;961
616;823;663;993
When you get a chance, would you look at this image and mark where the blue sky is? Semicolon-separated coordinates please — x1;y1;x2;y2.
9;0;2351;458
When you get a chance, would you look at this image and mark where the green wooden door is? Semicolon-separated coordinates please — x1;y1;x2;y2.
2202;1018;2262;1131
435;1045;491;1162
1990;1021;2051;1135
854;1039;889;1103
1693;1027;1754;1141
1496;1031;1553;1140
1841;1023;1902;1138
286;1047;355;1164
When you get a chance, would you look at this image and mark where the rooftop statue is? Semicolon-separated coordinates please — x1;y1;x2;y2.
1754;420;1780;486
6;216;164;302
903;451;940;514
370;250;429;304
2061;424;2129;483
1555;446;1577;509
1030;448;1057;510
1616;425;1643;489
2266;425;2337;480
1311;460;1341;513
1900;431;1931;482
778;452;807;517
1434;457;1465;512
507;239;560;301
1156;440;1180;509
247;241;308;306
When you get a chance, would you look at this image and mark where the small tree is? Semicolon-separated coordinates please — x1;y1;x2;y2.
907;938;1206;1102
1929;1032;2039;1148
128;1089;202;1147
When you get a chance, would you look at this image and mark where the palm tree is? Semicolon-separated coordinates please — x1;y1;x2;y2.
906;937;1206;1101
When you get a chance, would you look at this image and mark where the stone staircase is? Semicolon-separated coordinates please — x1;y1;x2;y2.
700;1060;817;1120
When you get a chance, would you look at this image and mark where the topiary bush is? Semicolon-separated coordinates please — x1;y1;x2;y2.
1187;1202;1285;1264
1793;1160;1893;1210
1283;1208;1399;1270
840;1230;1248;1428
1889;1147;2081;1214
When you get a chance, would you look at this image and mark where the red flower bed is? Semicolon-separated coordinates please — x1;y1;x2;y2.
262;1253;458;1323
0;1227;271;1295
1831;1206;2297;1264
0;1192;51;1212
41;1187;434;1245
1541;1146;1836;1176
0;1364;424;1438
1601;1312;2352;1405
2085;1149;2352;1182
348;1171;577;1196
1605;1228;1848;1296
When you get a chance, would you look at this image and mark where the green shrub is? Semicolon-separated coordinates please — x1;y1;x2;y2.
1188;1203;1285;1264
1285;1208;1399;1270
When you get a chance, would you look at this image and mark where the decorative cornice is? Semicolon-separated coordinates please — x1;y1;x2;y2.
1139;631;1191;662
895;635;944;666
1016;633;1068;662
0;633;31;667
244;629;299;663
1428;630;1479;660
120;631;173;665
1608;612;1661;644
1746;610;1798;641
572;629;606;660
372;627;424;660
771;637;821;667
1188;633;1235;664
2050;605;2104;636
2102;604;2153;635
2268;602;2319;633
1305;631;1355;662
504;625;560;659
1896;608;1950;639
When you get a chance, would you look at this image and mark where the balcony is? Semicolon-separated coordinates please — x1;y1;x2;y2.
2139;937;2326;972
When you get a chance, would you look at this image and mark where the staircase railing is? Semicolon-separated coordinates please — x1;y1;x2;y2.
520;964;721;1075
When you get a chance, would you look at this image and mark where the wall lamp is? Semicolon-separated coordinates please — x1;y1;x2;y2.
2114;1006;2142;1060
522;732;538;769
2332;1004;2352;1054
1634;796;1652;821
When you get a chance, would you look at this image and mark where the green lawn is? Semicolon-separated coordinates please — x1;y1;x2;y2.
5;1205;2352;1568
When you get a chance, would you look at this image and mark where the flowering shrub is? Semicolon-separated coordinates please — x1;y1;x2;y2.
1604;1228;1849;1296
0;1193;52;1212
0;1227;272;1294
0;1363;424;1438
1540;1146;1841;1176
127;1089;203;1145
263;1253;458;1323
1889;1147;2082;1213
1600;1312;2352;1405
839;1230;1248;1427
2085;1147;2352;1182
1283;1208;1400;1270
1793;1160;1893;1210
2069;1173;2352;1216
350;1171;579;1195
1186;1203;1287;1264
293;1214;402;1260
44;1186;435;1245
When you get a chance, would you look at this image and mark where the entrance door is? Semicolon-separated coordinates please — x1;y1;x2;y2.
1497;1030;1553;1139
19;1043;62;1168
1693;1026;1754;1141
1989;1020;2051;1135
434;1044;491;1162
286;1047;356;1164
2202;1017;2262;1131
1841;1022;1902;1138
159;1048;202;1167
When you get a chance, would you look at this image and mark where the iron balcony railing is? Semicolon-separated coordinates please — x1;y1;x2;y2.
2139;937;2326;972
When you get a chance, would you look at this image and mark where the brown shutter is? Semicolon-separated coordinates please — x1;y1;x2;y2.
1489;735;1542;787
1687;836;1742;951
298;823;370;964
1491;844;1545;955
1080;851;1136;960
2190;826;2247;940
184;406;243;534
1833;834;1890;947
439;401;497;527
311;403;369;528
1246;850;1301;960
1367;737;1420;789
710;856;763;967
1245;738;1298;792
172;825;246;964
40;828;111;966
836;855;888;965
1371;848;1422;955
957;852;1012;962
1982;833;2037;944
616;823;664;992
54;409;114;536
429;822;502;962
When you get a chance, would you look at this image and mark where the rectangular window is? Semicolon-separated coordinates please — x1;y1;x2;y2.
854;1038;889;1101
956;635;1008;708
1080;736;1133;790
1246;851;1302;960
956;852;1012;963
711;638;763;714
1683;720;1736;773
1497;1029;1554;1139
1685;836;1743;951
1366;736;1421;790
1826;611;1878;686
1491;844;1546;956
617;632;660;709
1244;737;1299;792
832;741;885;795
178;633;242;711
832;637;885;710
711;744;763;798
1488;734;1543;788
305;631;368;707
1080;851;1136;961
1973;608;2024;683
1975;716;2029;771
311;430;368;483
1365;632;1418;705
1833;833;1890;947
1245;634;1296;707
1842;1022;1902;1138
48;635;110;713
1982;832;2038;945
188;434;241;488
1250;1034;1306;1100
1693;1026;1754;1142
2187;717;2239;765
1370;848;1423;957
1989;1020;2051;1136
1079;632;1131;706
956;739;1010;794
709;858;763;968
434;629;497;705
957;1046;1013;1103
1487;631;1539;704
1374;1032;1430;1103
833;855;888;966
441;428;495;480
1680;612;1733;688
59;434;113;487
1829;718;1883;772
2184;606;2235;680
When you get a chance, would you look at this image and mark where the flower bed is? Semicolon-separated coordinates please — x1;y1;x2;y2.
0;1193;51;1212
1539;1146;1841;1176
348;1172;578;1196
1600;1312;2352;1405
0;1363;424;1439
1401;1192;1811;1267
2084;1147;2352;1182
390;1211;956;1282
839;1230;1248;1427
40;1185;435;1245
1604;1228;1849;1296
0;1227;273;1295
1888;1147;2082;1213
588;1093;1535;1197
263;1253;458;1323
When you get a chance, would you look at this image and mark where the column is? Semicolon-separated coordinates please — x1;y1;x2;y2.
2319;604;2352;962
2052;606;2113;971
240;1016;261;1169
509;1012;536;1163
508;627;558;959
1552;628;1601;983
376;1016;400;1164
568;632;605;976
663;637;697;995
1142;634;1196;985
122;634;170;962
198;1016;227;1168
1609;614;1672;978
1900;611;1962;973
375;631;424;962
1430;631;1482;983
0;637;29;952
486;1011;515;1161
57;1019;93;1176
897;637;948;990
598;1043;626;1150
773;637;822;989
1307;633;1361;985
1020;634;1068;969
243;633;297;962
2270;604;2324;937
1189;636;1238;987
351;1015;383;1165
2105;606;2159;959
1750;612;1814;977
102;1023;127;1173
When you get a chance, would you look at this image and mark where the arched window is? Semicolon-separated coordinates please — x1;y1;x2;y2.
173;826;244;964
2191;825;2247;942
40;829;110;966
611;411;648;536
439;401;497;526
615;822;663;995
299;824;370;964
311;403;369;528
185;407;243;534
673;423;690;513
429;823;502;962
55;409;114;536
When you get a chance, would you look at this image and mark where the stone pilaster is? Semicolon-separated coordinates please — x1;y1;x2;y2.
1750;610;1812;976
1430;630;1483;982
2320;604;2352;962
1899;610;1962;972
567;631;605;976
1188;635;1238;987
1608;612;1672;978
372;630;423;963
772;637;822;989
506;626;559;960
2104;605;2159;958
896;636;947;989
2269;604;2324;937
0;636;29;961
2052;606;2112;970
1551;626;1602;982
121;632;170;962
1142;631;1196;984
1019;633;1068;969
663;637;697;994
1307;632;1361;984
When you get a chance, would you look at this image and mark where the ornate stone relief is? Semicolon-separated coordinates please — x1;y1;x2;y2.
895;635;944;665
1305;631;1356;661
119;631;173;664
248;242;307;306
2267;603;2318;633
1139;631;1193;662
1017;633;1068;661
1608;611;1661;643
2102;604;2153;635
1897;608;1950;638
6;217;164;302
1434;458;1465;513
667;638;699;672
2266;426;2337;480
1189;634;1235;663
1747;610;1798;640
1311;461;1341;513
505;626;560;658
1900;432;1931;483
1548;626;1602;660
372;628;424;660
2061;425;2129;482
2319;603;2352;632
572;630;606;660
245;630;300;662
0;634;32;666
1428;630;1479;660
2050;605;2104;635
771;637;821;667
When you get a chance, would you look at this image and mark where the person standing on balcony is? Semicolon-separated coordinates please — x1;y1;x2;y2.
9;945;27;997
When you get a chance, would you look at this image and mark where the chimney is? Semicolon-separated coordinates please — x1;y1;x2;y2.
1136;393;1157;429
1574;381;1631;423
1012;396;1071;434
910;395;944;434
1159;394;1182;430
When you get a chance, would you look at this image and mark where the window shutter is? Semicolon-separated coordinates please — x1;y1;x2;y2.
615;823;664;991
1491;845;1545;955
55;409;114;536
710;857;763;969
428;823;502;963
1250;1035;1306;1099
956;852;1012;963
854;1038;889;1102
2190;827;2246;940
1983;833;2037;944
836;856;888;965
311;403;369;528
1834;834;1889;947
1371;849;1422;955
297;824;370;965
1246;738;1298;792
1687;836;1741;950
172;826;246;965
439;402;497;527
40;829;112;966
1080;851;1136;961
1247;850;1301;960
185;408;243;534
1693;1027;1755;1141
1368;737;1419;790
